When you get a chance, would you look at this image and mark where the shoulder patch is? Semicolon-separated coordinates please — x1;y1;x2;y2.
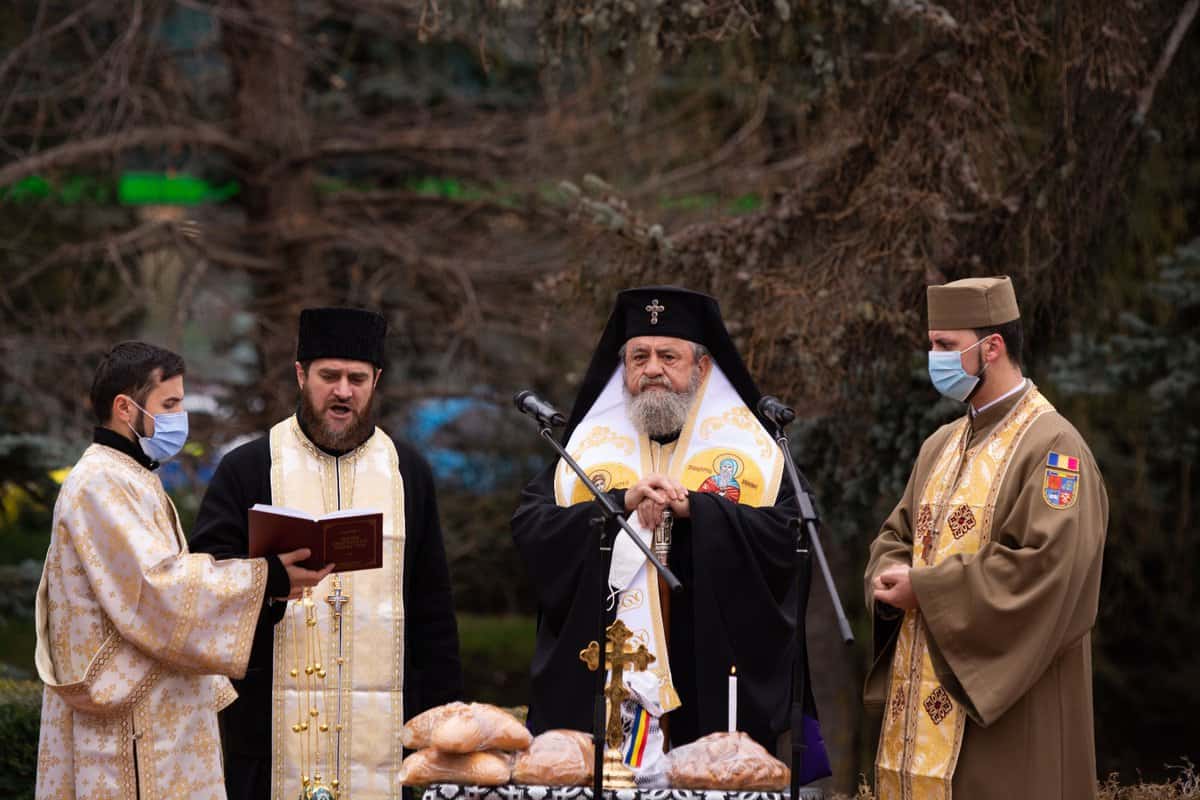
1043;452;1080;509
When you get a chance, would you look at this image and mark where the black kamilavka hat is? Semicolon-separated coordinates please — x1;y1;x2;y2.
296;307;388;367
561;286;765;441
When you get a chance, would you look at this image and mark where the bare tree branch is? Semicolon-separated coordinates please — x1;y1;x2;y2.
1136;0;1199;119
0;125;260;189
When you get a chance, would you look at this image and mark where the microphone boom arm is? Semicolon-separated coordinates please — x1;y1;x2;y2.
534;425;682;592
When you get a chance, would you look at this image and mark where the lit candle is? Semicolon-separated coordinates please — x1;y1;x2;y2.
728;666;737;733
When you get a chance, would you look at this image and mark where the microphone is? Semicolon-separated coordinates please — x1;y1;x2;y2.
513;390;567;428
757;395;796;428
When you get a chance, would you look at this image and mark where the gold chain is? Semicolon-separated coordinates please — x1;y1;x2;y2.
290;589;337;798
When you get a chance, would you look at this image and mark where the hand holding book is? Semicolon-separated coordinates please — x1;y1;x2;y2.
276;548;336;600
249;504;385;575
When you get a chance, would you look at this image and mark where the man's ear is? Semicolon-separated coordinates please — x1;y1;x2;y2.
986;334;1007;365
110;394;134;428
373;368;382;390
699;353;713;379
295;361;306;388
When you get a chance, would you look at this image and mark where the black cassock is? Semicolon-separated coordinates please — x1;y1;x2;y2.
190;426;463;800
511;449;818;757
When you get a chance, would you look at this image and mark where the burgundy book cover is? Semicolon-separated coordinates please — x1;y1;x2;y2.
248;506;383;572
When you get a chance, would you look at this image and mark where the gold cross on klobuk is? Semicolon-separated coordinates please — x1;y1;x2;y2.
645;299;665;325
579;619;656;749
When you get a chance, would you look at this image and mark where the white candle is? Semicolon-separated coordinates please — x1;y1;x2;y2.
728;666;737;733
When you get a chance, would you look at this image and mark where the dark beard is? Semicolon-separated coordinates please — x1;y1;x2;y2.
298;386;376;452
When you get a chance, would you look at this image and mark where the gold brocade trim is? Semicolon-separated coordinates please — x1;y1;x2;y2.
391;440;407;799
214;678;238;711
164;548;201;666
698;405;775;461
232;557;269;678
877;389;1053;800
270;420;288;799
122;712;137;800
45;623;163;717
571;425;637;461
134;701;157;800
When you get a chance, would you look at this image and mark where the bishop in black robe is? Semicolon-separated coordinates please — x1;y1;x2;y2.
510;286;830;783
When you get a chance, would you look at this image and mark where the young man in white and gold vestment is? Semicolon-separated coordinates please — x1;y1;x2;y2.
34;341;330;800
865;276;1108;800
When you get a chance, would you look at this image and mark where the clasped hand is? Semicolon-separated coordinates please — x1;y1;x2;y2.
872;565;919;612
624;473;690;528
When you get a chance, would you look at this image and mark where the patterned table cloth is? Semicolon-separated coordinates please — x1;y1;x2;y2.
423;784;824;800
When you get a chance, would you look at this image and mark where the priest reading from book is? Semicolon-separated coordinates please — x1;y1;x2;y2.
190;307;463;800
34;342;331;800
511;286;831;784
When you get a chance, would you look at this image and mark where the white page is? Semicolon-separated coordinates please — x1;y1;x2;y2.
250;503;317;522
321;507;383;520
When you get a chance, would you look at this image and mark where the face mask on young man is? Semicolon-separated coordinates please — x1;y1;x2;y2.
927;336;992;402
124;397;189;461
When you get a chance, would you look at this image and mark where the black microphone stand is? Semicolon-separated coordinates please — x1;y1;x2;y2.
529;423;683;800
763;419;854;800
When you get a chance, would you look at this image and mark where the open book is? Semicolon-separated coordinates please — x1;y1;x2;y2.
248;504;384;572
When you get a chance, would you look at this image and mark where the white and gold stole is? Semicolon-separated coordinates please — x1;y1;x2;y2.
269;416;407;800
875;388;1053;800
553;364;784;769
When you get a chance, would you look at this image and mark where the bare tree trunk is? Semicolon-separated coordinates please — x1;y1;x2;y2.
222;0;327;425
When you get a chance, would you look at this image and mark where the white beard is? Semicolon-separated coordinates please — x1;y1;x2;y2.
624;369;702;438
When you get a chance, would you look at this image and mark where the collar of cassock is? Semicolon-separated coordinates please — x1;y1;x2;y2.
969;378;1030;432
93;426;159;471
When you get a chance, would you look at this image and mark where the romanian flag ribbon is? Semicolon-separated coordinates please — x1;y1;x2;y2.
1047;451;1079;471
624;706;651;767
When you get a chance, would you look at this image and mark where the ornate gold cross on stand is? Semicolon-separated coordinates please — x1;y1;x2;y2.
579;619;656;789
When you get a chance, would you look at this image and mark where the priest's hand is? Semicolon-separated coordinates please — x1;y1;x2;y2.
626;474;688;527
873;565;919;612
278;548;336;601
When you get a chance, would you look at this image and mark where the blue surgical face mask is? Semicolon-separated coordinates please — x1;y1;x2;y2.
125;398;189;462
927;337;989;402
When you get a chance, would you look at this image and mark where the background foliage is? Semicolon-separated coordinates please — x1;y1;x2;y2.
1;0;1198;795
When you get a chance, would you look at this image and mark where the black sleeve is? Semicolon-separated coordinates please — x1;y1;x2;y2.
510;460;627;631
510;458;627;735
398;443;463;714
190;436;286;626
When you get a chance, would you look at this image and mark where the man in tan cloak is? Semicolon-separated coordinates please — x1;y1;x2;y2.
34;341;329;800
864;276;1107;800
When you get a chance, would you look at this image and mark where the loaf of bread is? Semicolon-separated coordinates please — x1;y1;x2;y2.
402;701;470;749
511;729;594;786
665;732;789;791
429;702;533;754
398;749;512;787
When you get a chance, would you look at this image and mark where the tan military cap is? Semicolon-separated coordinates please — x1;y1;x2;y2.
927;275;1020;330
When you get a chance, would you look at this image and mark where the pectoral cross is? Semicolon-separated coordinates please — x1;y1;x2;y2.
645;299;665;325
579;619;656;749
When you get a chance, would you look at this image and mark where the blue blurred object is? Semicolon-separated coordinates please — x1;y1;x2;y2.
157;456;217;493
406;397;511;491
